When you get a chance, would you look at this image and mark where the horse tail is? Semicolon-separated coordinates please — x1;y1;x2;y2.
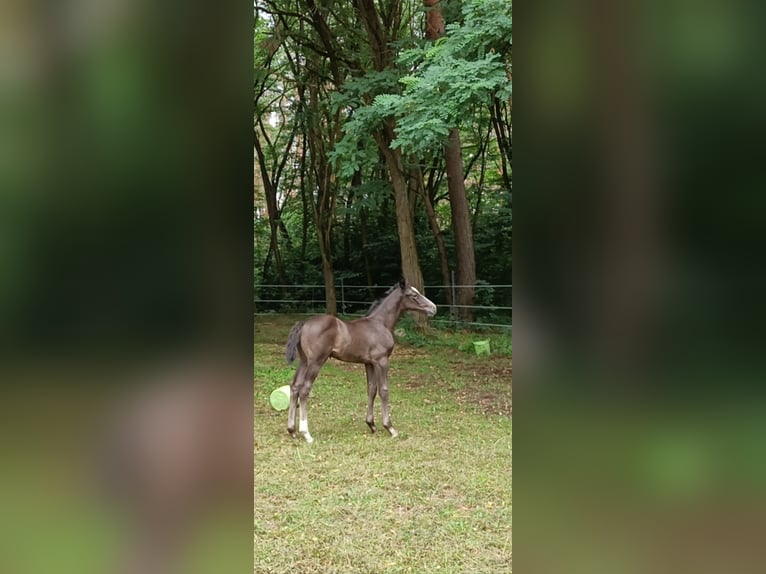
285;321;304;364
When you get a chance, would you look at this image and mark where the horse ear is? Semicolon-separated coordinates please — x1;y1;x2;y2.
399;277;406;290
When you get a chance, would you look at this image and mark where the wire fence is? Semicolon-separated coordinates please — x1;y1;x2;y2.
255;280;512;330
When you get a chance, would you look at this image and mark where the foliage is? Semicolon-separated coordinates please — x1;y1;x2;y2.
254;0;512;305
339;0;512;157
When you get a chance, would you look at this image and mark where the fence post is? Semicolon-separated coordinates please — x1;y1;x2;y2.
451;270;457;326
340;278;345;315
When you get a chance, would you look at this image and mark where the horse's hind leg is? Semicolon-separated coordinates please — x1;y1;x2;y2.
297;359;325;444
365;363;377;433
287;363;306;438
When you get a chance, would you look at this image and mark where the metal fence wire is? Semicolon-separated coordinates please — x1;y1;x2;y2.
254;280;511;330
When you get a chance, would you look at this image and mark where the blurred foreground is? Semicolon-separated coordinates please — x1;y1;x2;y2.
0;0;252;572
1;360;252;574
518;0;766;572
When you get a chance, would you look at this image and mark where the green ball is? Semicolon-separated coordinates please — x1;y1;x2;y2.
269;385;291;411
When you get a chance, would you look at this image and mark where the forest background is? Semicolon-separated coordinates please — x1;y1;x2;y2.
254;0;512;323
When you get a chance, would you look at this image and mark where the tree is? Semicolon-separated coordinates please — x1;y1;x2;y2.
353;0;427;308
254;14;291;289
256;0;356;313
355;0;511;318
254;0;512;321
424;0;476;321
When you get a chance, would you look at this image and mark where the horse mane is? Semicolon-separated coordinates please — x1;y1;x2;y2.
365;284;399;317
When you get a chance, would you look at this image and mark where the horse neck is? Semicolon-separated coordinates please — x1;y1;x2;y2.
368;292;402;330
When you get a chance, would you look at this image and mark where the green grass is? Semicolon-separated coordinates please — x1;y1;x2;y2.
255;315;512;573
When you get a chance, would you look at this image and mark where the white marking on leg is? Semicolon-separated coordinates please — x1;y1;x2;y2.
299;419;314;443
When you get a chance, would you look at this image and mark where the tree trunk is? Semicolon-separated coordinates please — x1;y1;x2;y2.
307;162;337;315
355;0;427;323
318;231;337;315
424;0;445;37
471;123;492;229
490;98;512;192
382;142;425;294
308;161;337;315
421;185;453;308
425;0;476;321
305;77;338;315
360;208;374;298
378;124;425;308
445;129;476;321
299;135;309;265
345;171;361;267
254;135;288;290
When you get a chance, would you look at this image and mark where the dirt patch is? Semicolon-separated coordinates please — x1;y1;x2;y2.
447;354;512;379
452;356;512;417
399;349;512;416
455;387;512;417
390;346;428;359
466;360;513;379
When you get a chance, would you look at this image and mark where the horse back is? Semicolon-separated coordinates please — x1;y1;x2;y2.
298;315;344;361
336;317;394;363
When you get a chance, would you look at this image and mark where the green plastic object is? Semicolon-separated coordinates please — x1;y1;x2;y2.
269;385;291;411
473;340;491;356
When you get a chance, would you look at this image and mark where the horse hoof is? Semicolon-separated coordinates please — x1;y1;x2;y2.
387;428;399;438
287;429;298;439
366;422;377;433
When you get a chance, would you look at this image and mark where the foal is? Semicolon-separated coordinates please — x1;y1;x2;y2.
284;279;437;443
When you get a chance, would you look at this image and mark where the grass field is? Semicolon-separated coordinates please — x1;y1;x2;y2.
254;314;512;573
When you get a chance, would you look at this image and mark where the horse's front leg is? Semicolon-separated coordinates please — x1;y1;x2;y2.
377;358;398;438
365;363;377;433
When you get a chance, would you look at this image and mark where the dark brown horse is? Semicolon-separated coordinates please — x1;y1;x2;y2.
284;279;437;443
